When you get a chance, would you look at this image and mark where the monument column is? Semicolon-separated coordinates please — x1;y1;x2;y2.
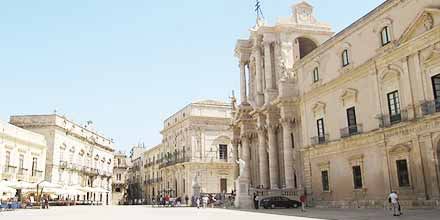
239;61;248;104
232;139;240;180
263;41;273;90
281;117;295;189
255;45;264;106
240;135;251;181
257;126;269;188
266;120;279;189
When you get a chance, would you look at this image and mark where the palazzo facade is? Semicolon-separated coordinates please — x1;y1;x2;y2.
233;0;440;208
0;119;47;184
10;114;115;204
142;100;234;203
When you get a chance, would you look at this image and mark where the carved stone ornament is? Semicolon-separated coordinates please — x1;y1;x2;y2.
423;13;434;31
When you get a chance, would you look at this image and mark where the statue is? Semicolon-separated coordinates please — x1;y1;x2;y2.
236;158;246;177
423;13;434;31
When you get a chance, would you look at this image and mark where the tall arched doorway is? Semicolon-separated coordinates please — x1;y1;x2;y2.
297;37;318;59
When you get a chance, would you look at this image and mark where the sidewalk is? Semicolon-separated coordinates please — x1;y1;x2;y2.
235;207;440;220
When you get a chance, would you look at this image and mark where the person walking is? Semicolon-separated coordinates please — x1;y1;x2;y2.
196;197;200;209
388;191;401;216
254;194;259;209
185;195;189;206
300;194;306;212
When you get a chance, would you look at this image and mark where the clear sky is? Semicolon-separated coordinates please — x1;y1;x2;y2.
0;0;384;152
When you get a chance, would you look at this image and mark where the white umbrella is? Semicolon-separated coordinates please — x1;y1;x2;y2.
8;181;36;190
37;181;62;189
0;184;16;194
92;187;110;193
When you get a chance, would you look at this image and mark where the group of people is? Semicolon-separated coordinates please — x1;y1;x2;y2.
152;194;190;207
0;195;49;211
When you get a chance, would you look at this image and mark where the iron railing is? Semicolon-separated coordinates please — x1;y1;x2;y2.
421;99;440;116
340;124;363;138
376;109;408;128
310;134;329;145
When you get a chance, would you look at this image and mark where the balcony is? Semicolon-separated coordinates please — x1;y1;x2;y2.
158;156;190;169
340;124;363;138
421;99;440;116
29;170;44;183
376;109;408;128
310;134;329;145
17;168;29;181
59;161;68;169
1;165;16;180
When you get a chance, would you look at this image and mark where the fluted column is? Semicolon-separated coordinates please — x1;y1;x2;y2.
241;135;251;181
257;127;269;188
267;125;279;189
263;41;273;90
281;118;295;189
232;139;240;180
239;61;248;104
255;46;264;106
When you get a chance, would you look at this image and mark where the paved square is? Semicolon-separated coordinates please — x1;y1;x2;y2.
0;206;320;220
1;206;439;220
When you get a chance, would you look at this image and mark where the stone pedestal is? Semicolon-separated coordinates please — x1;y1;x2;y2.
234;177;252;209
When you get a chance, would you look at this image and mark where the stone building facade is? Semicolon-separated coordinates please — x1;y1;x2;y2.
112;151;131;205
233;0;440;208
0;119;47;184
142;100;234;203
10;114;115;205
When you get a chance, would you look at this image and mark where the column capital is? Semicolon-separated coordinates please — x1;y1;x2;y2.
279;117;296;128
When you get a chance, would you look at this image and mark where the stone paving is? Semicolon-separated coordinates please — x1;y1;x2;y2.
237;207;440;220
0;205;439;220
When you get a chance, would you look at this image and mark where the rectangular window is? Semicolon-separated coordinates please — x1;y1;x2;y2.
432;75;440;112
220;178;227;193
219;144;228;160
352;165;363;189
313;67;319;82
387;91;401;124
18;154;24;175
317;118;325;143
396;159;410;187
381;26;391;46
5;151;11;173
346;107;358;134
321;170;329;192
290;133;295;149
31;157;38;176
342;49;350;67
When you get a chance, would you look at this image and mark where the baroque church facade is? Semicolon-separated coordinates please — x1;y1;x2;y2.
232;0;440;208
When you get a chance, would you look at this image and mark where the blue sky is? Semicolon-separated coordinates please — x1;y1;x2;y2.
0;0;384;152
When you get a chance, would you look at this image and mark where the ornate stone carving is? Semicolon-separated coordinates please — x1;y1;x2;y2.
423;13;434;31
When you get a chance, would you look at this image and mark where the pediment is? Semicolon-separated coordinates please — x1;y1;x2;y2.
398;8;440;44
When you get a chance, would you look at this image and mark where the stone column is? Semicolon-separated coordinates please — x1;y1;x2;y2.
267;124;279;189
257;127;269;188
263;41;273;90
281;118;295;189
240;61;248;104
255;46;264;106
241;135;251;181
232;139;240;180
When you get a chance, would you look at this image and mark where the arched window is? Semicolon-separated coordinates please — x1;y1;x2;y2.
381;26;391;46
313;67;319;82
342;49;350;67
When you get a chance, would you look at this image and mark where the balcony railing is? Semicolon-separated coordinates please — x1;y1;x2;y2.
158;156;190;169
310;134;329;145
340;124;363;138
376;109;408;128
421;99;440;116
3;165;17;174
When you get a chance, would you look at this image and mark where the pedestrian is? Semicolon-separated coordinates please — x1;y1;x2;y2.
254;193;259;209
300;194;306;212
388;191;401;216
202;196;208;208
196;197;200;209
185;195;189;206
